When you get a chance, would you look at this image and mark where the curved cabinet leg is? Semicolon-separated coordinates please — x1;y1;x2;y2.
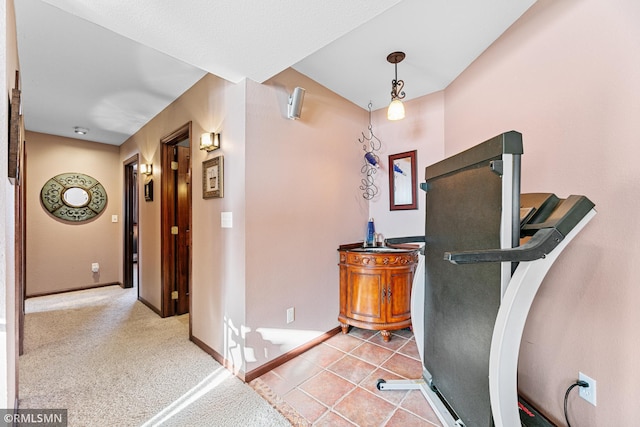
381;330;391;342
340;323;350;334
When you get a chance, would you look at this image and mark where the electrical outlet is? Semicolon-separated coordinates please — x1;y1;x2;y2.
579;372;597;406
286;307;295;324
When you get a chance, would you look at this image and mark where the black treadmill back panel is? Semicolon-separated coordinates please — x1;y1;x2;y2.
423;132;522;427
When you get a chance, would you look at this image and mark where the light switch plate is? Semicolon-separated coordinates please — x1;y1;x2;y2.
221;212;233;228
111;215;118;223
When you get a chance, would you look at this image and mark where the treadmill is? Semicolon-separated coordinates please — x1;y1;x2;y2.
378;131;596;427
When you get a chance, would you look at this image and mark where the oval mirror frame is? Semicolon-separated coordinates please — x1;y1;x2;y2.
40;172;108;222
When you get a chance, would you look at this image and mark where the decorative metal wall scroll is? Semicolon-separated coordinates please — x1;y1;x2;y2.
357;102;382;200
40;173;108;222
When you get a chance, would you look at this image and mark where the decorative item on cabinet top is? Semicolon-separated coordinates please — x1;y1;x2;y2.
40;172;108;222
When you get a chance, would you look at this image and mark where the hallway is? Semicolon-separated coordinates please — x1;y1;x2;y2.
19;285;288;426
20;284;443;426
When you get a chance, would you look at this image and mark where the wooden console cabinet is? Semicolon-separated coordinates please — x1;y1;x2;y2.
338;246;419;341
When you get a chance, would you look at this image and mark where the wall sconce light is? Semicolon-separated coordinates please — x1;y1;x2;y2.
287;87;306;120
387;51;406;121
140;163;153;175
200;132;221;152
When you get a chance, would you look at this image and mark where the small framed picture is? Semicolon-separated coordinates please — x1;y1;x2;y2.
203;156;224;199
144;179;153;202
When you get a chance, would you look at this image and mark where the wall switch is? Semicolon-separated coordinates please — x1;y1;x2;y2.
579;372;597;406
111;215;118;223
221;212;233;228
91;263;99;273
286;307;295;324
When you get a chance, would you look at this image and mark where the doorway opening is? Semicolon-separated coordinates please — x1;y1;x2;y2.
123;154;139;293
160;123;192;318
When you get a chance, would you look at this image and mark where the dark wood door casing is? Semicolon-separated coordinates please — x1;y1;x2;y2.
175;144;191;315
123;154;138;290
160;122;192;318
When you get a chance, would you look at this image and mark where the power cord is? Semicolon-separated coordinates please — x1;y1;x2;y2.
564;380;589;427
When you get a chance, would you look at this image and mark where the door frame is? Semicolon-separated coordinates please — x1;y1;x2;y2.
123;154;138;290
160;122;192;318
17;142;27;360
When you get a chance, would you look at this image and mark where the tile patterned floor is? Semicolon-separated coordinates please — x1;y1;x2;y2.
254;327;444;426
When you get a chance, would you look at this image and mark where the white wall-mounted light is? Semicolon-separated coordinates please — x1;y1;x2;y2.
287;87;305;120
200;132;221;151
140;163;153;175
386;51;406;121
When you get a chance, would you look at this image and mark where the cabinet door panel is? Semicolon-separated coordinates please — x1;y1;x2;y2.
386;270;413;323
347;270;383;323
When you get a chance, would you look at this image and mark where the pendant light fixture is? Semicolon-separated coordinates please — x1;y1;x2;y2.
387;51;406;121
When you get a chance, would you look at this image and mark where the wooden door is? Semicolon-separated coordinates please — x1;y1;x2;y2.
123;155;138;289
160;123;192;317
175;144;191;315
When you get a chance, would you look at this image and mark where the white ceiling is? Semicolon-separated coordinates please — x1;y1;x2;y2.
14;0;536;146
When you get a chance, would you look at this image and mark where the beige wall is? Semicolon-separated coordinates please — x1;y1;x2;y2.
25;132;121;296
2;0;19;408
120;70;367;374
119;73;233;337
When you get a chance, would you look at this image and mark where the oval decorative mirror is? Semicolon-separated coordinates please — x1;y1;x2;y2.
40;172;108;222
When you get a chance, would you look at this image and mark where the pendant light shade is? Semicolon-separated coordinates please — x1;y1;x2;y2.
387;99;405;121
387;51;406;121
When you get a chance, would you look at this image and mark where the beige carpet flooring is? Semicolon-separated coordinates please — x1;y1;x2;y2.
19;285;291;427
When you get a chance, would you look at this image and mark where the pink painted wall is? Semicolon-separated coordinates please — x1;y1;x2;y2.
443;1;640;425
367;1;639;423
243;69;368;372
25;132;121;296
369;91;445;239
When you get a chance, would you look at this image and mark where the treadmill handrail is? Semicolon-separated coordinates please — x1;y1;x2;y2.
444;228;564;264
386;236;426;255
385;235;426;245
